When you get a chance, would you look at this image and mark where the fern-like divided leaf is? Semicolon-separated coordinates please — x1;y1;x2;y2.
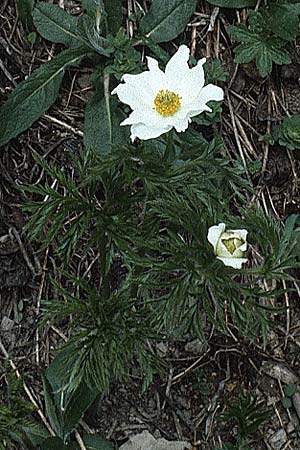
221;392;271;440
43;277;161;392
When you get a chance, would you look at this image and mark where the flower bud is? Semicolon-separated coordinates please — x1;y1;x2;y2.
207;223;248;269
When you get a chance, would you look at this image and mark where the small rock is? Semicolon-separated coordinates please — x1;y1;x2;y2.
261;361;299;384
152;429;161;439
119;430;191;450
184;339;205;354
156;342;168;357
287;420;297;434
269;429;287;449
1;316;14;332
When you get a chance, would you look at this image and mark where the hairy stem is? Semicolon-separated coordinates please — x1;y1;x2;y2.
163;129;174;161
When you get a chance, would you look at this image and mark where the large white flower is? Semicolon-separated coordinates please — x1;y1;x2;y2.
111;45;224;141
207;223;248;269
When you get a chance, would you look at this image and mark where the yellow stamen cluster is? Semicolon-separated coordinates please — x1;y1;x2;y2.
222;238;243;255
154;89;181;116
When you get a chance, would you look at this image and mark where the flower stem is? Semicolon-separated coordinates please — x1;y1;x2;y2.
163;129;174;162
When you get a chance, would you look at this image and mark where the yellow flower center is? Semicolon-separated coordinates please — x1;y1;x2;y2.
222;238;243;255
154;89;181;116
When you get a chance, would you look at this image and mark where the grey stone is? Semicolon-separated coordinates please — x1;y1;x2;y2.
268;429;287;449
184;339;205;354
119;430;191;450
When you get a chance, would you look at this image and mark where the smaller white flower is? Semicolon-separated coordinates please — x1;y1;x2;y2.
207;223;248;269
111;45;224;141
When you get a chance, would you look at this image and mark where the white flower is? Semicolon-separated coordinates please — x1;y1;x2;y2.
207;223;248;269
111;45;224;141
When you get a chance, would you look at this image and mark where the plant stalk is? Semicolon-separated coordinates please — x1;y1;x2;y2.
163;129;174;161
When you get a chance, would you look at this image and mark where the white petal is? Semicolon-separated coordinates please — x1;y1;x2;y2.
176;58;206;103
217;257;248;269
164;46;194;97
130;123;172;141
207;223;226;251
172;117;190;133
121;108;181;130
147;56;162;74
232;242;247;256
112;79;153;109
120;110;149;126
165;45;190;76
227;229;248;242
190;58;206;89
189;84;224;113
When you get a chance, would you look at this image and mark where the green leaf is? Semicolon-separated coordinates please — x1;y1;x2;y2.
21;425;50;446
284;383;297;397
82;434;114;450
17;0;35;30
84;75;129;152
228;24;258;43
103;0;122;34
282;397;292;409
140;0;196;43
234;42;260;64
42;373;63;438
77;15;112;57
266;39;291;65
33;2;83;47
231;23;291;77
45;349;99;439
82;0;104;18
39;437;79;450
268;4;299;41
63;382;98;436
205;0;256;7
0;47;85;147
255;43;273;77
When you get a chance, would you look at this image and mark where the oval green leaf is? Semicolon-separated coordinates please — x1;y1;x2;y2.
206;0;256;7
0;47;86;147
33;2;84;47
140;0;196;43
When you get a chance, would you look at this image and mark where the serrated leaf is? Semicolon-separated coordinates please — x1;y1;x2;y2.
284;383;297;397
255;43;273;77
234;42;260;64
140;0;196;43
33;2;84;47
228;24;258;43
266;40;291;65
206;0;256;6
17;0;35;30
82;434;114;450
268;4;299;41
103;0;122;34
84;81;129;152
0;47;85;147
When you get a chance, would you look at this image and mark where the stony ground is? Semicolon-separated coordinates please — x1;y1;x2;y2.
1;1;300;449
